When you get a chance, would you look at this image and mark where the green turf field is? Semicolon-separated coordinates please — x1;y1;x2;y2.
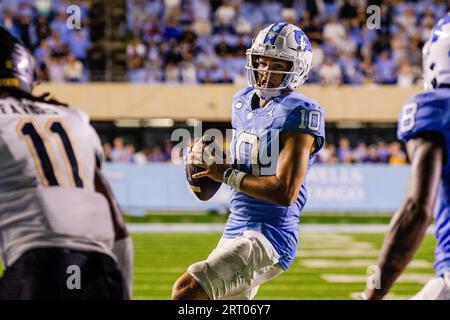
132;232;436;300
0;229;436;300
124;213;393;224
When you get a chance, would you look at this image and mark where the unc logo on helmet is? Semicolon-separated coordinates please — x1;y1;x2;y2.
431;15;450;43
423;14;450;90
294;30;312;51
246;22;313;100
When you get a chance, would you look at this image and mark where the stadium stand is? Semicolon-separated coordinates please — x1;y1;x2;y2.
0;0;92;82
2;0;447;85
125;0;449;85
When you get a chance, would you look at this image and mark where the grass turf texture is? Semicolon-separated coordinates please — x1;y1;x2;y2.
0;231;436;299
131;232;436;300
124;212;393;224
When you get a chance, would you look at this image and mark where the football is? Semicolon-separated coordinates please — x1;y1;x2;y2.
185;136;222;201
185;163;222;201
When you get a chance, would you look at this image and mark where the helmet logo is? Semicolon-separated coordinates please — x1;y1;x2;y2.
431;15;450;43
263;22;288;45
294;30;312;52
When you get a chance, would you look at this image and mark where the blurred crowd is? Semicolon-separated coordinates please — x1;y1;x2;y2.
3;0;447;86
105;136;407;165
0;0;91;83
126;0;449;86
317;137;407;164
103;137;175;164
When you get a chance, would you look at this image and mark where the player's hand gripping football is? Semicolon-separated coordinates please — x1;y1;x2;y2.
187;137;231;183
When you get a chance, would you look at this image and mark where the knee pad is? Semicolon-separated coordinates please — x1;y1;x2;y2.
411;277;450;300
187;261;208;275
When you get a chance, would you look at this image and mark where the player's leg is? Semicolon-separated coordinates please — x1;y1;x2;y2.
171;272;210;300
172;230;280;300
171;237;233;300
410;272;450;300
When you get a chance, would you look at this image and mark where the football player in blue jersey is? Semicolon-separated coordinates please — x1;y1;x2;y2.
171;22;325;300
361;14;450;300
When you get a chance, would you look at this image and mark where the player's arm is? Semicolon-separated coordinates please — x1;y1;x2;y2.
94;167;134;298
192;131;316;206
233;131;314;206
363;131;444;300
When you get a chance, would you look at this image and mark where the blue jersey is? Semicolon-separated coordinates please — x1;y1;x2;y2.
397;88;450;276
224;87;325;270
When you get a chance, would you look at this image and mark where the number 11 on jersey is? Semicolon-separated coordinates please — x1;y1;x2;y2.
17;118;85;188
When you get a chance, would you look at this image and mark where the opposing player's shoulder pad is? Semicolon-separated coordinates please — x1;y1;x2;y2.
397;91;445;142
55;105;90;123
75;109;91;123
70;107;103;166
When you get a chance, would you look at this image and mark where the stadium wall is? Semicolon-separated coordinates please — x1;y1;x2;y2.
103;163;410;214
35;84;421;122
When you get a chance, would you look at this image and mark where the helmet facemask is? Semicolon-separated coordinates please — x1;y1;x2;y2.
248;54;294;86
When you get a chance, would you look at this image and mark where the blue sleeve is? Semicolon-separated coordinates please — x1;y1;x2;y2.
231;104;237;129
397;98;444;142
282;103;326;155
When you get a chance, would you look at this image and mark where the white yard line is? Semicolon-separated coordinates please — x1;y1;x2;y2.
350;292;411;300
300;242;374;250
300;234;355;243
323;273;432;284
298;249;380;257
300;224;388;233
302;259;432;268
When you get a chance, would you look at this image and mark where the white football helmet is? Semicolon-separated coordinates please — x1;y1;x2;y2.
423;14;450;91
246;22;313;100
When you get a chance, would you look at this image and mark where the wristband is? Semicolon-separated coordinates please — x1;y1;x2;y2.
223;168;247;192
222;167;234;183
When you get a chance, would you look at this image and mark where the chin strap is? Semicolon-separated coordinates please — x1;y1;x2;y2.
255;88;282;101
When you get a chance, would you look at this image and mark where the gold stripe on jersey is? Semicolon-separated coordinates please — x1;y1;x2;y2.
46;118;86;189
16;118;63;187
